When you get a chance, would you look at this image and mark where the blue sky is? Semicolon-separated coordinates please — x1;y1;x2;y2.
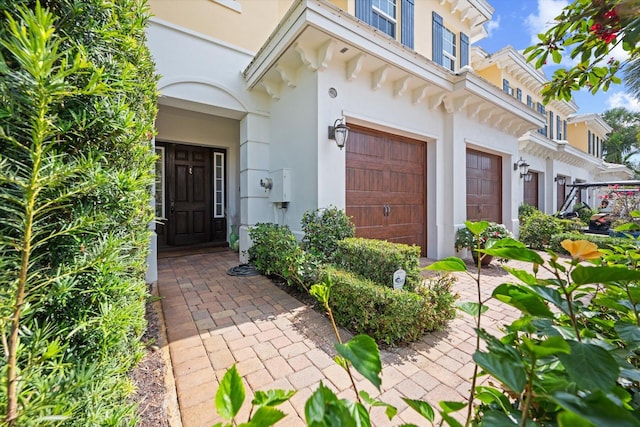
476;0;640;115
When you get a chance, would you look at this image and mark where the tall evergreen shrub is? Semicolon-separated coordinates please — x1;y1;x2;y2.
0;1;157;425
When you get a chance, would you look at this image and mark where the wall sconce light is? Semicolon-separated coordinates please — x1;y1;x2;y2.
513;157;530;178
524;173;533;182
555;176;566;185
328;117;350;150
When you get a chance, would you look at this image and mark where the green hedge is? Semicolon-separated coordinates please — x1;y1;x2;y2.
301;206;355;262
519;211;582;250
333;238;422;292
248;223;316;290
0;1;157;424
549;232;637;254
321;266;456;346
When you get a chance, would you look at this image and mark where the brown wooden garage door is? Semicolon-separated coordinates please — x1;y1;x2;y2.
346;126;426;255
524;171;539;209
466;149;502;223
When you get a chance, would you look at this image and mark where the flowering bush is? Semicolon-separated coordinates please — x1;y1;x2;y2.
599;184;640;227
455;222;513;251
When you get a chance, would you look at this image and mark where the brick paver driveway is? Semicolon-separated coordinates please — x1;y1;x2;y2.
158;249;532;426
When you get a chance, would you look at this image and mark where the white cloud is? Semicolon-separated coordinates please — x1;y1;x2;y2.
525;0;569;45
606;92;640;112
485;14;500;38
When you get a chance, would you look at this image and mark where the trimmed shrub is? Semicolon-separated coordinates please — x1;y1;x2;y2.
248;223;315;290
321;266;456;346
333;238;422;291
518;203;537;222
301;206;355;262
519;211;566;249
549;232;636;254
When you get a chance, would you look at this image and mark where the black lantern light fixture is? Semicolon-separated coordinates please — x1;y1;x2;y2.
328;117;349;150
513;157;530;179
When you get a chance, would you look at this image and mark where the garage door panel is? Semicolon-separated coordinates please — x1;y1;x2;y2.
389;171;422;193
346;127;426;256
466;149;502;224
349;132;385;159
389;140;423;162
388;205;425;227
347;206;386;227
346;168;384;192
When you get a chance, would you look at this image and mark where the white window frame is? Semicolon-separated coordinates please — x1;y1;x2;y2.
442;27;456;71
372;0;396;23
371;0;397;38
214;152;225;219
155;147;165;220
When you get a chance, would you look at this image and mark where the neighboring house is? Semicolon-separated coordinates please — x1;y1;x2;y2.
144;0;630;281
473;46;631;215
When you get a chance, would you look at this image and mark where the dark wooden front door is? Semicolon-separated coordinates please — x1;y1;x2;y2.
466;149;502;223
524;171;539;208
346;126;426;255
167;143;212;246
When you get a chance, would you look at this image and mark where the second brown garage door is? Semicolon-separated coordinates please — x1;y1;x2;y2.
466;148;502;223
346;126;426;255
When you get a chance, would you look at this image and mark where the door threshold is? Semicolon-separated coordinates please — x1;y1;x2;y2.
158;242;229;259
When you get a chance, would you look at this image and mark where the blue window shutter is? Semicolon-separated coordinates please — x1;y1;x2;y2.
432;12;443;66
588;130;591;153
549;111;554;138
355;0;372;24
460;32;469;68
401;0;414;49
564;120;567;140
516;88;522;101
502;79;509;92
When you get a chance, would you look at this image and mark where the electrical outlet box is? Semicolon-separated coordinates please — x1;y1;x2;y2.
268;169;291;203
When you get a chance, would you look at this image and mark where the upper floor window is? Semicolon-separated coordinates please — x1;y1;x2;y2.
503;79;510;94
432;12;466;71
588;130;592;154
371;0;396;38
556;115;562;140
356;0;414;49
537;103;547;136
442;27;457;71
526;95;534;109
516;88;522;101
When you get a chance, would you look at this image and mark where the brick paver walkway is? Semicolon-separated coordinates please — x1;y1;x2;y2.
157;249;533;426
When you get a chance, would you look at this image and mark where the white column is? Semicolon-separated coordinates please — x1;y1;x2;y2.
239;113;271;263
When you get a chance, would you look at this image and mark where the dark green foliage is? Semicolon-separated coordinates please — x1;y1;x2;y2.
518;203;537;222
333;238;422;292
519;211;577;249
301;206;355;262
574;203;596;224
549;232;634;254
0;1;157;424
248;223;316;290
320;266;456;346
